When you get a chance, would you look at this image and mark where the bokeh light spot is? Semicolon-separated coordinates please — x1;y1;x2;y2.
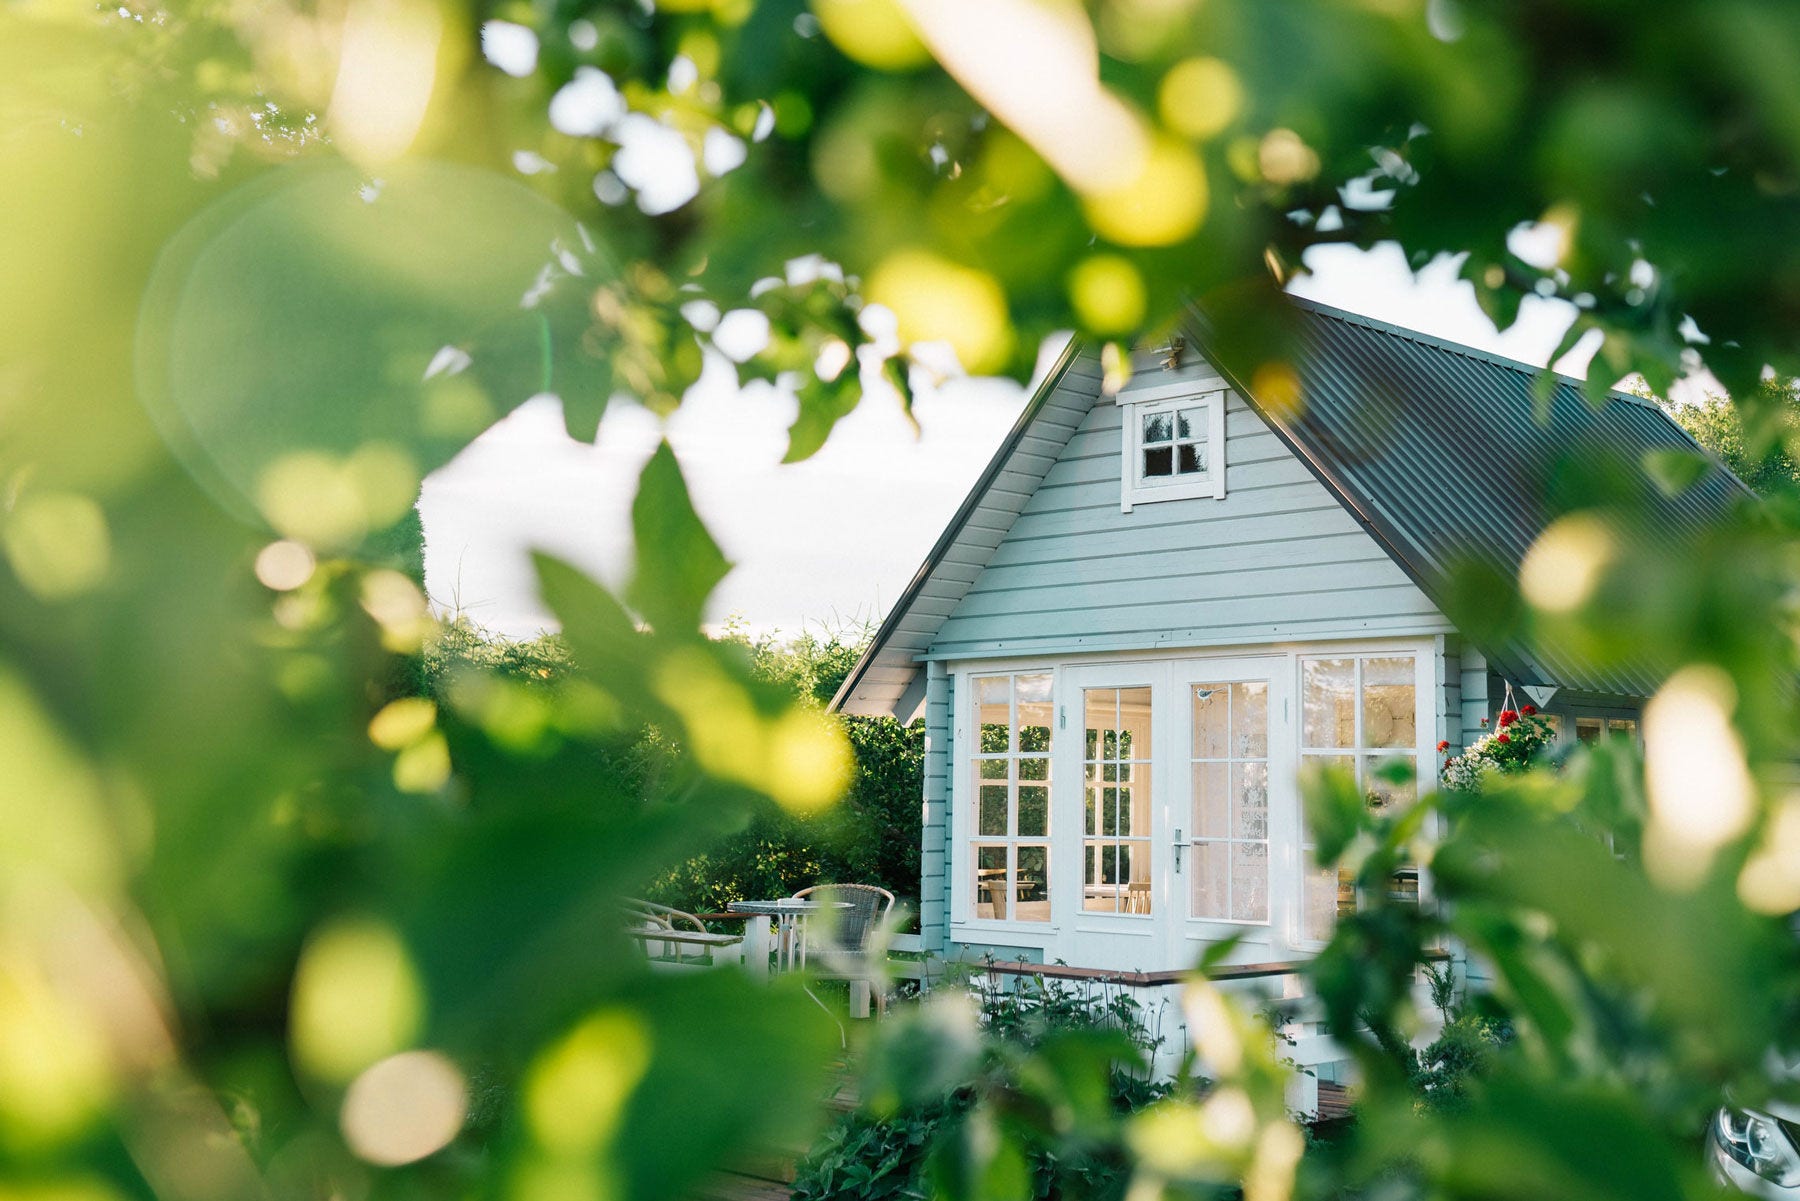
1256;128;1320;185
341;1050;467;1166
1080;138;1208;247
525;1010;651;1156
3;492;110;601
254;540;316;591
1643;665;1754;890
1519;513;1613;613
0;956;114;1152
1159;57;1242;140
810;0;931;70
369;697;438;751
1249;362;1304;419
1067;255;1147;335
867;248;1011;374
290;919;424;1083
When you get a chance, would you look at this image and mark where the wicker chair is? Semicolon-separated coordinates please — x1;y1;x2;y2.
791;883;896;1017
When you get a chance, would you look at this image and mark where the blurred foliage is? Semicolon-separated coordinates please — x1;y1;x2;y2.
1664;378;1800;496
397;615;924;912
9;0;1800;1198
794;980;1177;1201
648;622;925;915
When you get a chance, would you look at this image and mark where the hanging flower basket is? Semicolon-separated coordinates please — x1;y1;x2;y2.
1440;703;1557;793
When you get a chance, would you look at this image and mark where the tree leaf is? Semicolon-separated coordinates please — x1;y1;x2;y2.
627;442;731;631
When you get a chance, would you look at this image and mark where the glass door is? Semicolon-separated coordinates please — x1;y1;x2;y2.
1058;663;1164;971
1176;657;1293;964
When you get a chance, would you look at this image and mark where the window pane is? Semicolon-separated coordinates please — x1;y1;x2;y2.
1084;844;1112;912
1576;716;1604;745
1122;843;1151;914
1143;446;1173;477
1386;866;1420;907
1017;674;1053;751
1128;778;1151;837
1192;842;1229;918
1192;684;1229;759
1018;785;1049;837
977;676;1011;753
1361;656;1416;748
1302;866;1337;942
1084;786;1097;836
1609;718;1639;741
1016;846;1049;920
1018;756;1048;781
1177;443;1207;475
1177;406;1202;439
1119;687;1152;758
1365;755;1416;813
1193;762;1229;837
1231;841;1268;922
1302;659;1356;748
979;758;1007;779
1143;411;1173;443
1100;786;1119;835
1232;682;1268;758
1235;762;1269;840
978;784;1008;836
975;846;1008;920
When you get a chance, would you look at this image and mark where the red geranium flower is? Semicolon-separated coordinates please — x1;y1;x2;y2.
1480;717;1489;726
1498;709;1518;728
1497;732;1511;744
1436;739;1450;752
1522;704;1537;716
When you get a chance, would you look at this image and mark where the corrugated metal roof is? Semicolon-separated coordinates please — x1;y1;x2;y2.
832;297;1758;717
1195;296;1758;699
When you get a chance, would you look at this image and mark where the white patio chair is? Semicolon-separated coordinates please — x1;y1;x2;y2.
791;883;896;1017
622;898;742;966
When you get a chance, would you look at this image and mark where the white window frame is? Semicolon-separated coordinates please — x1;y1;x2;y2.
1117;382;1228;512
962;669;1057;933
945;640;1438;962
1293;651;1433;949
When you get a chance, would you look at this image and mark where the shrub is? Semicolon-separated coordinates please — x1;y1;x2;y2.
792;978;1177;1201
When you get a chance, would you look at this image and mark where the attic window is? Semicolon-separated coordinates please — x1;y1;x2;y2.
1117;383;1227;511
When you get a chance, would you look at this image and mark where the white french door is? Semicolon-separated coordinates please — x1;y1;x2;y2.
1173;657;1295;963
1055;657;1293;971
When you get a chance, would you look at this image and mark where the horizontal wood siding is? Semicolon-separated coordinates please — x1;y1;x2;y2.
932;381;1450;657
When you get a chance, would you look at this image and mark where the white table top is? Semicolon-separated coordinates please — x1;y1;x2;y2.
727;898;853;916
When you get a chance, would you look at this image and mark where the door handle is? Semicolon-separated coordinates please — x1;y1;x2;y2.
1171;828;1184;873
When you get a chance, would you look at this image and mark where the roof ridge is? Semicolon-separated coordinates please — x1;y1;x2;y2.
1282;293;1664;412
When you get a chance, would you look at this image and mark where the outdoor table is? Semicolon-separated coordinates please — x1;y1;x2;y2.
726;898;851;981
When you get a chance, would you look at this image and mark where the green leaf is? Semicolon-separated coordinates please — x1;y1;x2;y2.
1642;446;1711;496
1301;760;1368;865
627;442;731;631
785;372;865;463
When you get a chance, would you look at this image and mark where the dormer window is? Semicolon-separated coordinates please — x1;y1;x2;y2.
1117;382;1227;511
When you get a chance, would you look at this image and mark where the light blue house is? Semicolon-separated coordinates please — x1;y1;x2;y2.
832;298;1747;979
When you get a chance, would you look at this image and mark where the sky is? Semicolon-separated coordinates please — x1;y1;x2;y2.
419;242;1711;639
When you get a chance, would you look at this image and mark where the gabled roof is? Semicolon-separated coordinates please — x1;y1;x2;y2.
1207;297;1756;699
832;298;1756;717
